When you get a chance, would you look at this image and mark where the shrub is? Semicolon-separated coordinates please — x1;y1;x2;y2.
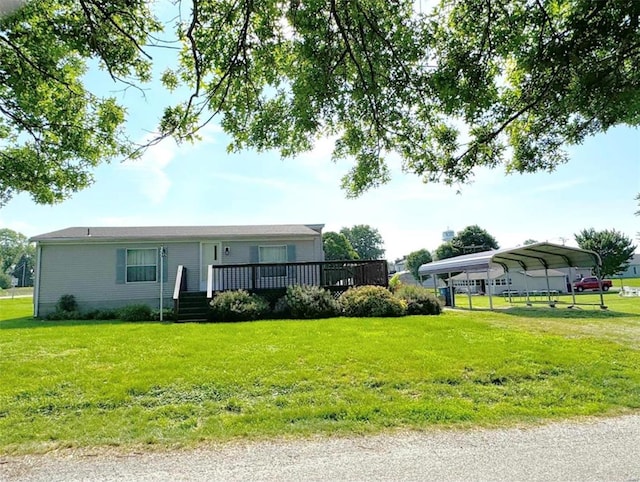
0;273;12;289
56;294;78;312
46;310;80;320
118;304;153;322
388;273;403;293
96;309;119;320
151;308;175;321
339;285;406;317
276;285;340;319
394;285;443;315
210;290;270;322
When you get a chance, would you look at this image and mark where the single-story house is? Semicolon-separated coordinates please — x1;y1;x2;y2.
449;267;569;295
30;224;388;319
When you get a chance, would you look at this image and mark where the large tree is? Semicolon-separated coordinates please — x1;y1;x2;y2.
1;0;639;204
0;0;159;206
322;231;359;261
0;228;34;285
340;225;385;260
433;242;458;261
575;228;636;278
451;225;499;254
405;249;432;281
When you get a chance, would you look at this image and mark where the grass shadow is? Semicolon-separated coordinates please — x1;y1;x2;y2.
496;305;637;319
0;317;172;330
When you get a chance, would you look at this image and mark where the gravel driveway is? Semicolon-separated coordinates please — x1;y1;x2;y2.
2;414;639;481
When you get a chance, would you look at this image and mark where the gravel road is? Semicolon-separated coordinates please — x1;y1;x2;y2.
2;414;639;481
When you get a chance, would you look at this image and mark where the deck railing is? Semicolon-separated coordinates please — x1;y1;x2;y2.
207;259;388;294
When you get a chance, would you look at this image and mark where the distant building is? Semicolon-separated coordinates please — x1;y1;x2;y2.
394;258;407;273
615;254;640;279
442;229;454;243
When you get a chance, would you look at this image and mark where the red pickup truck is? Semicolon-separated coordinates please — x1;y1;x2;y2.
573;276;612;292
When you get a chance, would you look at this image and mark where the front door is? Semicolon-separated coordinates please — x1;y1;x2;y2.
200;242;222;291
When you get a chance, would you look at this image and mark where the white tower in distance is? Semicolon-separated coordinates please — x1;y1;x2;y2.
442;228;454;243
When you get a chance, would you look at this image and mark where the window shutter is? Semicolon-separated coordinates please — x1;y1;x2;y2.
250;246;259;263
116;249;126;284
287;244;296;262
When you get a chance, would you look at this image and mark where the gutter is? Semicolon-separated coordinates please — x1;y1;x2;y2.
33;242;42;317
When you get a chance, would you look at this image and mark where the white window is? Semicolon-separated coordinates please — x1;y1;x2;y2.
127;249;157;282
259;245;287;277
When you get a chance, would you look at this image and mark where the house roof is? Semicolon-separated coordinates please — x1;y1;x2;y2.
31;224;324;242
419;242;601;276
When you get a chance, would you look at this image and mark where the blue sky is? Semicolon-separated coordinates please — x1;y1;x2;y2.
1;8;639;261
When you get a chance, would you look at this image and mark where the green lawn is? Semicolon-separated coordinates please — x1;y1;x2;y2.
1;295;639;454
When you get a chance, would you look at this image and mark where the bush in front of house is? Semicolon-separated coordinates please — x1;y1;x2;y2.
339;285;407;317
46;310;83;321
393;285;443;315
275;285;340;319
118;304;153;322
56;294;78;312
210;290;270;322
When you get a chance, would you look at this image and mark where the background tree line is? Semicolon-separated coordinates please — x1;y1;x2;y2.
0;228;35;289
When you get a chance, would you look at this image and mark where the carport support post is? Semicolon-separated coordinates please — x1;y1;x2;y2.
596;266;607;309
569;267;577;307
506;270;513;304
544;267;554;307
465;271;472;310
486;268;493;310
523;270;532;306
448;272;455;308
432;274;438;297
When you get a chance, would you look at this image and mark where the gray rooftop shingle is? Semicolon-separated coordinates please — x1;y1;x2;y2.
31;224;324;242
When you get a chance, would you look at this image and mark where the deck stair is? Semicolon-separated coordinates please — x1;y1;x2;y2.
176;292;209;322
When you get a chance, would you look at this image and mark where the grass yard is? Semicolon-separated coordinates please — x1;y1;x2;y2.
1;295;639;455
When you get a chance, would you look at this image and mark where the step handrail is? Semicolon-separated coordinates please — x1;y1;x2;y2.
173;265;187;300
207;264;213;300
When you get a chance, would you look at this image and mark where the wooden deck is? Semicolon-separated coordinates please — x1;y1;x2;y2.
173;260;388;321
207;259;388;295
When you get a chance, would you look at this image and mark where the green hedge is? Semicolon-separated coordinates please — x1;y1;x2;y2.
339;285;407;317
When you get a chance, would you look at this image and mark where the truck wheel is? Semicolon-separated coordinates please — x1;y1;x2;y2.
576;286;584;292
603;285;609;291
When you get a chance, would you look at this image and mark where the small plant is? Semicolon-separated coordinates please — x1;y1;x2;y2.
339;285;406;317
276;285;340;319
394;285;443;315
118;304;153;322
210;290;270;322
56;294;78;312
388;273;403;293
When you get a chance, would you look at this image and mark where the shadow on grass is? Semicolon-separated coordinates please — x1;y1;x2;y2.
493;305;637;319
0;317;172;330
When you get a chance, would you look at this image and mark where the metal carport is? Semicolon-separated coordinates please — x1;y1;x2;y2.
418;242;605;309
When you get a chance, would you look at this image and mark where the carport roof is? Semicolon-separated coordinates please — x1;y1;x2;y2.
418;242;601;276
